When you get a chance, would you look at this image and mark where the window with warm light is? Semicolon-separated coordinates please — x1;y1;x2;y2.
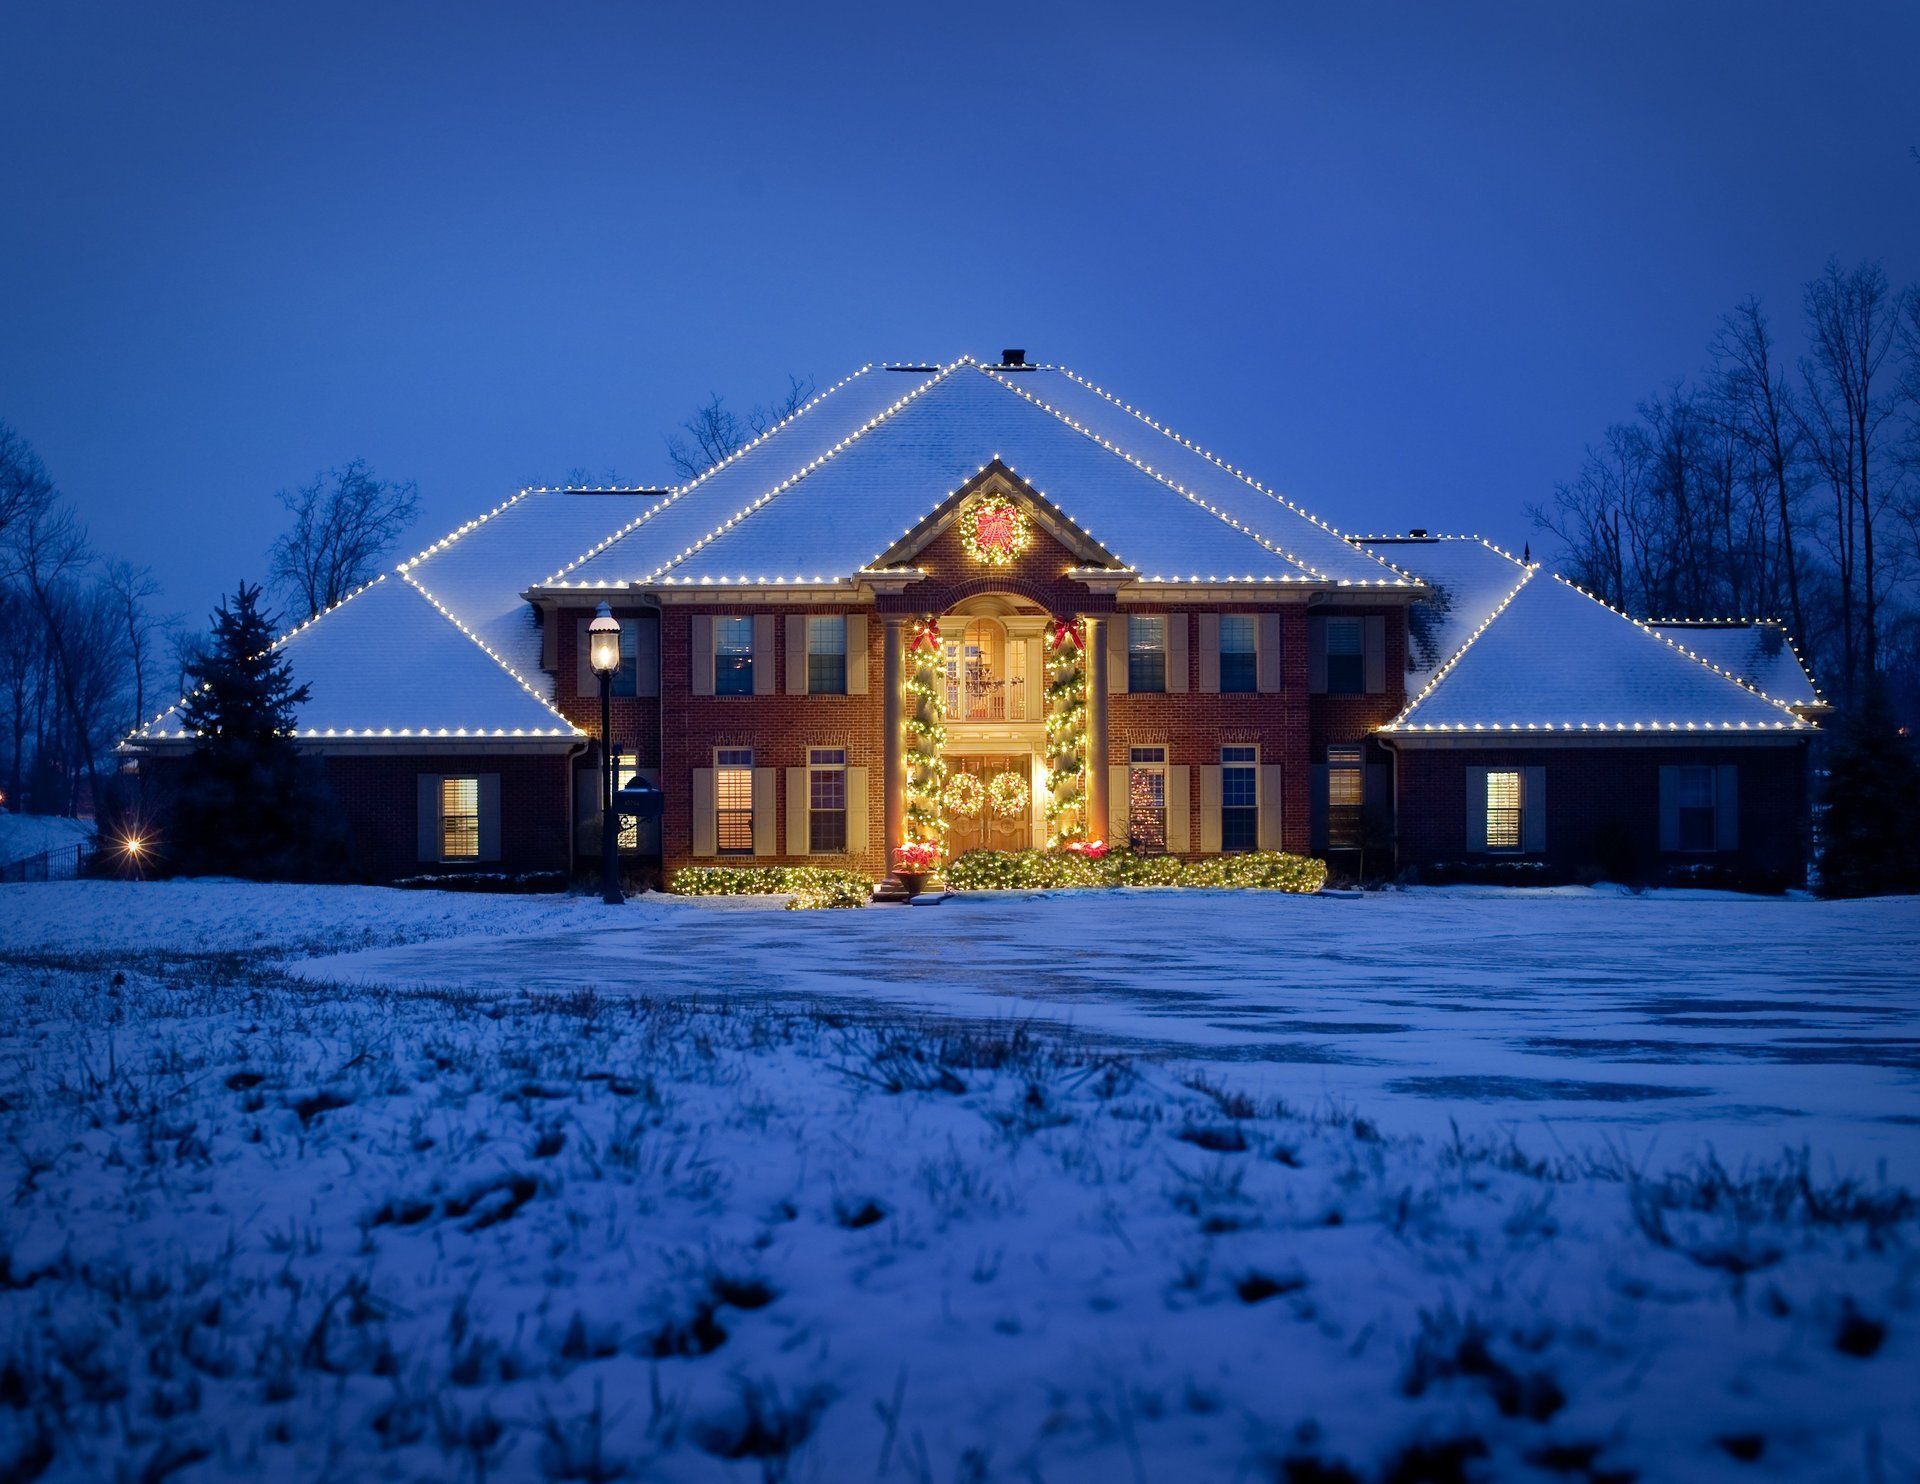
1221;745;1257;851
617;754;640;850
715;618;754;696
716;748;753;852
1128;745;1167;853
1325;618;1364;695
441;776;479;859
1485;770;1522;850
1327;745;1363;849
1219;615;1257;693
809;747;847;853
1128;615;1167;693
807;616;847;695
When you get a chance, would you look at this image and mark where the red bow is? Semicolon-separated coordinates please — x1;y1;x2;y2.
1050;619;1083;651
909;621;942;655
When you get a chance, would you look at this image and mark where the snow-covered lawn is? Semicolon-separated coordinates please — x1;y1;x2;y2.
0;880;1915;1481
0;813;92;876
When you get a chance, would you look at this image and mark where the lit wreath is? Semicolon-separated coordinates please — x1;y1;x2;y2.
958;494;1032;567
943;773;985;816
987;770;1031;817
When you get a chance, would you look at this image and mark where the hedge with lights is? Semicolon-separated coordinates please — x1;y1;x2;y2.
945;848;1326;895
671;865;870;910
1043;618;1089;846
901;617;950;862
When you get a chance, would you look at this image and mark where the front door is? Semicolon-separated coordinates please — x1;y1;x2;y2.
945;753;1032;855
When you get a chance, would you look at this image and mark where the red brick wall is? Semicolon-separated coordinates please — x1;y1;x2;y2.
323;753;573;881
552;606;663;768
1307;605;1408;756
1393;742;1810;882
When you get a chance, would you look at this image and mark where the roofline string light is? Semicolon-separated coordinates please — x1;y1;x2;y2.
397;571;584;732
989;363;1419;586
538;363;902;588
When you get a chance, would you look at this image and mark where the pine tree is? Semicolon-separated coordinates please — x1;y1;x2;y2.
167;582;345;879
1816;684;1920;898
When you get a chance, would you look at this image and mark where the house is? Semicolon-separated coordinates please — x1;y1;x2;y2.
128;353;1819;889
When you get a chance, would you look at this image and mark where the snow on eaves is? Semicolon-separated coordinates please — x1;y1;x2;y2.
1647;621;1822;707
135;576;580;742
1363;536;1530;676
1385;571;1814;735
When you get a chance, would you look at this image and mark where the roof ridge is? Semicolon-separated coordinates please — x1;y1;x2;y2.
1012;365;1416;586
396;571;582;730
638;357;975;586
1384;564;1539;728
976;368;1337;584
400;488;537;573
538;363;888;587
1549;576;1808;716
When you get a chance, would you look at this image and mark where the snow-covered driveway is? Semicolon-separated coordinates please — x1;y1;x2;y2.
293;886;1920;1177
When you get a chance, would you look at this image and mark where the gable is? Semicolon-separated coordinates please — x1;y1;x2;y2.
872;462;1118;573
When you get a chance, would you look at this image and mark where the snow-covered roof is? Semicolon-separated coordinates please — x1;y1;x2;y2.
545;360;1412;590
135;576;581;744
1384;570;1815;736
1646;621;1823;708
1361;536;1530;676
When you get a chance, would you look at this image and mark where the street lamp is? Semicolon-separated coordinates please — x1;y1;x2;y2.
587;602;625;905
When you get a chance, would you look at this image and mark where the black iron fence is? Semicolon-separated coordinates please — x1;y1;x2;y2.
0;842;90;883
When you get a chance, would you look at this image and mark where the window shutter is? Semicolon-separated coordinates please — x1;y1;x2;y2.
846;766;869;853
753;616;777;695
416;775;441;862
1309;764;1328;851
845;614;869;695
1257;612;1282;693
1307;616;1328;694
1522;766;1547;853
576;616;596;697
1715;764;1739;851
1108;765;1130;846
1366;764;1390;829
1196;614;1220;693
633;613;659;697
1199;765;1222;852
1465;765;1489;854
1658;767;1680;852
690;616;714;695
785;617;808;696
1166;615;1189;693
477;774;502;862
1259;764;1284;851
1106;619;1128;694
786;766;810;856
542;609;559;673
691;768;716;856
1165;765;1191;852
1363;615;1387;694
752;768;777;855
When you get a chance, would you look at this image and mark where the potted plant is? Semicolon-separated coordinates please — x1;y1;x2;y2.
893;841;938;898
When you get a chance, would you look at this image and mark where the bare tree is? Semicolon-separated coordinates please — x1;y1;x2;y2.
270;460;420;620
664;374;815;482
1712;297;1809;646
103;560;165;736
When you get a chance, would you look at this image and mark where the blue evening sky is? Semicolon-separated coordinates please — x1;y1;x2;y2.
3;1;1916;625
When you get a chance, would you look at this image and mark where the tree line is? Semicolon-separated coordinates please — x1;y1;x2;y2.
1532;258;1920;717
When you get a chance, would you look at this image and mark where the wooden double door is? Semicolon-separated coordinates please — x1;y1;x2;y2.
945;753;1032;855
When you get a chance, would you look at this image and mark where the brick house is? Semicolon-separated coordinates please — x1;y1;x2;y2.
127;354;1821;888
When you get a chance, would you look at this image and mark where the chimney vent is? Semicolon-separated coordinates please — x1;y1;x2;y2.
1409;527;1429;538
1001;348;1027;367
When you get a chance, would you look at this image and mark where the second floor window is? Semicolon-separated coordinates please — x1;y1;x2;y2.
809;747;847;853
1128;615;1167;693
1221;746;1257;851
1325;618;1364;695
612;619;641;697
715;617;754;696
807;616;847;695
716;748;753;852
1219;615;1257;693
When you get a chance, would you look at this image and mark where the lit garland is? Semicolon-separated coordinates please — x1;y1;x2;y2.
672;865;869;910
943;772;985;816
958;493;1033;566
986;770;1030;818
901;616;949;862
1043;617;1089;846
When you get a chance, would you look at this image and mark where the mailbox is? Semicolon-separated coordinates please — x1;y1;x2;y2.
610;779;664;820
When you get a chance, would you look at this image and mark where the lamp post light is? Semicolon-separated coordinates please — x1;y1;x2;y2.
587;602;625;906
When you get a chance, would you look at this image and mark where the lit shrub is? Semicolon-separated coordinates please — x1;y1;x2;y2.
670;865;871;909
945;849;1325;894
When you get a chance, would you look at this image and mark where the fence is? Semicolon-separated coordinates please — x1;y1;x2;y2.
0;842;90;883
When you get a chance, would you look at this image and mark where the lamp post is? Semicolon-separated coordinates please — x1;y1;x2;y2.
587;602;625;905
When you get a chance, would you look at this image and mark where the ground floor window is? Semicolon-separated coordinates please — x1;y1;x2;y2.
616;754;639;851
1675;765;1716;851
441;776;479;859
809;747;847;853
1327;745;1363;849
1129;746;1168;853
1221;746;1258;851
716;748;754;853
1485;768;1522;851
